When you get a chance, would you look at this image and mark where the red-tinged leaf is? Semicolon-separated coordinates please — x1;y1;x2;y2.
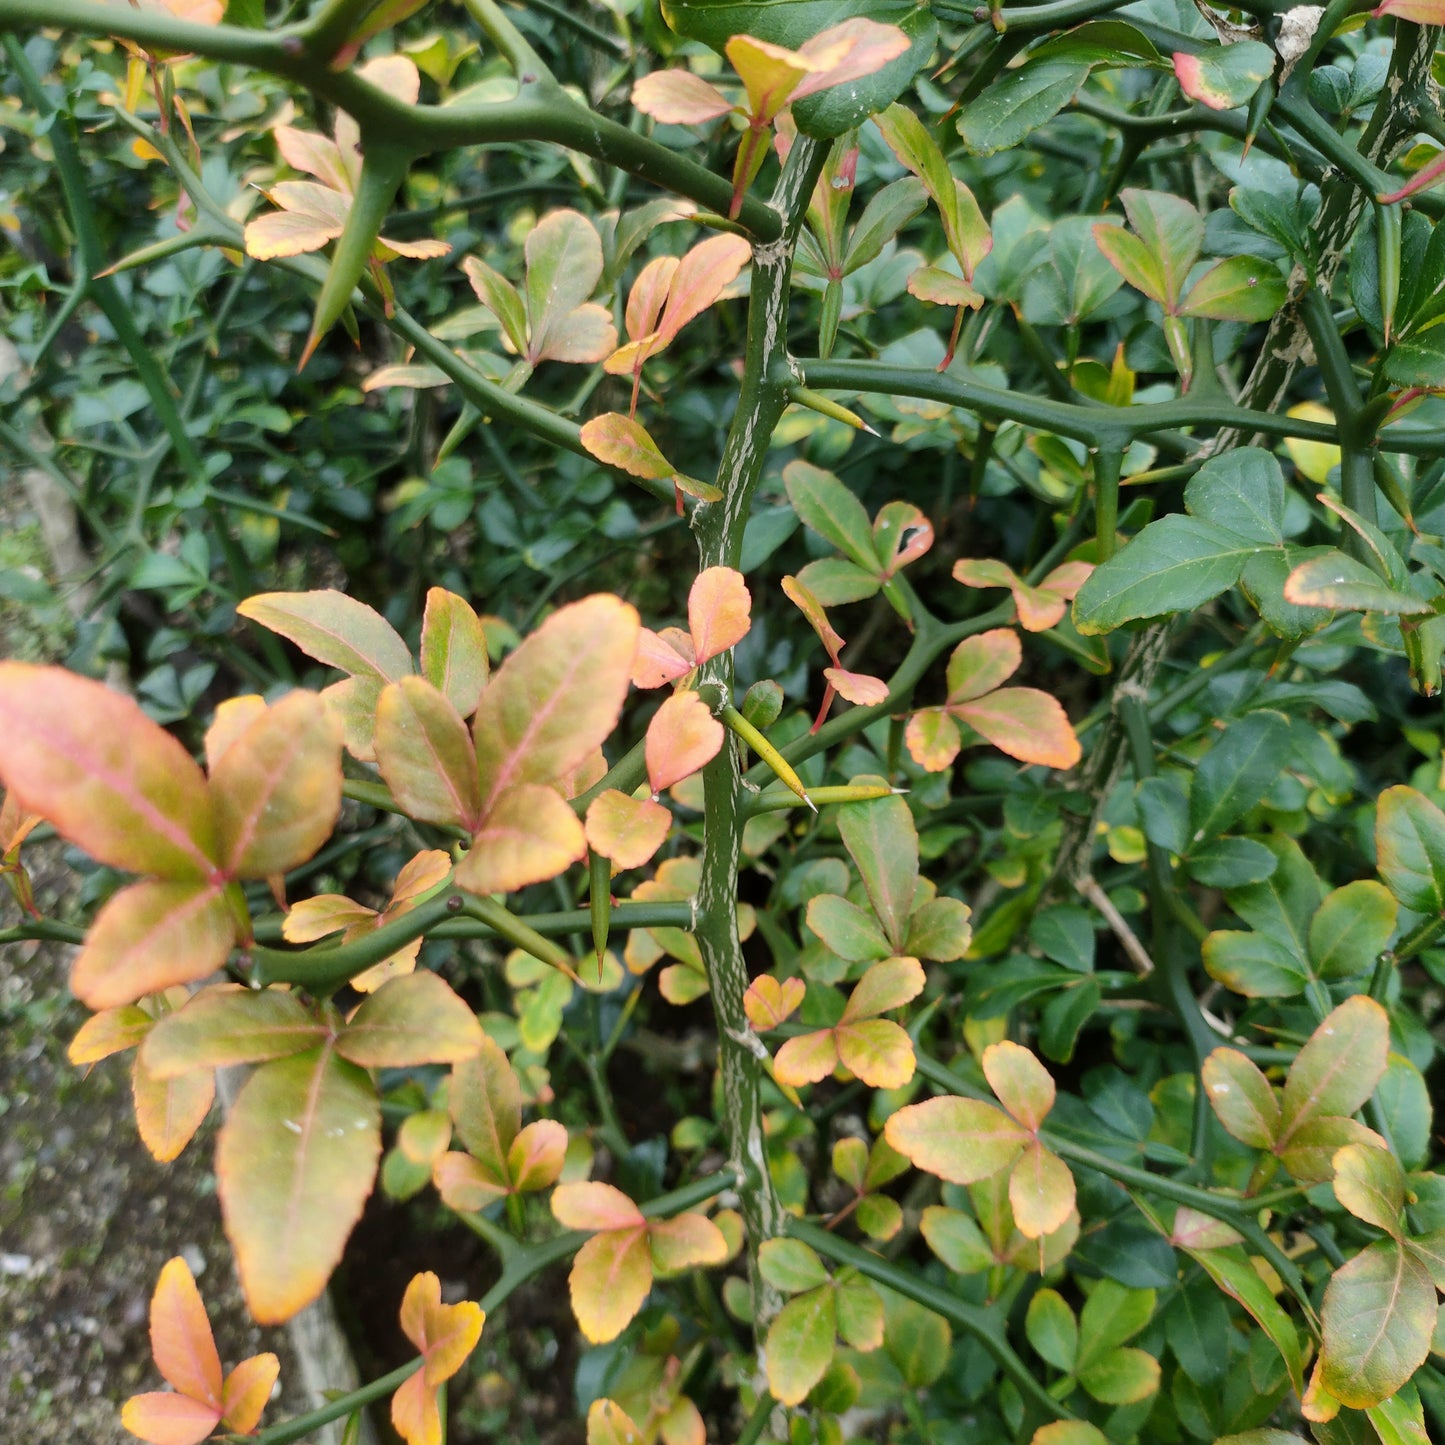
791;17;912;101
375;677;482;829
873;501;933;576
449;1037;521;1171
275;124;352;191
824;667;888;706
982;1040;1056;1131
588;1399;646;1445
744;975;806;1031
1043;560;1093;600
203;695;267;774
632;627;696;689
622;255;679;347
954;687;1082;769
321;675;384;762
243;204;344;260
220;1353;280;1434
650;232;752;346
337;971;484;1068
0;663;217;879
580;412;677;481
133;1050;215;1163
142;986;324;1077
377;234;452;261
1011;581;1069;632
1168;1206;1243;1250
69;1004;152;1064
585;789;671;869
507;1118;568;1192
399;1270;485;1386
472;595;640;809
216;1044;381;1324
773;1028;841;1086
632;68;735;124
842;956;925;1022
283;893;377;941
648;1212;729;1274
236;590;412;682
1172;43;1275;113
523;210;611;365
884;1096;1029;1183
461;256;528;355
782;574;846;660
688;566;752;664
70;880;237;1011
907;265;983;308
147;1256;223;1406
390;1368;440;1445
836;1017;916;1088
433;1151;509;1212
552;1180;646;1233
905;709;961;772
455;782;587;894
534;304;617;366
944;629;1020;703
1009;1142;1075;1239
725;32;811;121
1280;1116;1388;1187
420;588;489;719
569;1227;653;1343
1202;1047;1281;1149
1280;995;1390;1138
120;1392;221;1445
1375;0;1445;22
659;962;709;1005
391;849;451;906
646;691;725;796
209;690;343;878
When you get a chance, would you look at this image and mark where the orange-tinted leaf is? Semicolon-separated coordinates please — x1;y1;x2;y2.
243;202;343;260
133;1050;215;1162
391;849;452;906
455;782;586;894
781;575;844;661
982;1040;1056;1131
569;1226;652;1343
632;69;734;124
791;17;912;101
954;688;1081;769
588;1399;646;1445
449;1037;521;1173
69;1004;153;1064
0;662;216;879
652;233;752;348
220;1353;280;1434
824;667;888;706
209;690;343;878
744;975;805;1030
420;588;489;718
399;1270;485;1386
553;1181;646;1232
648;1212;729;1274
472;595;640;809
147;1256;222;1406
580;412;677;481
203;695;267;773
378;234;452;261
907;266;983;308
944;629;1020;703
390;1368;440;1445
398;1110;453;1167
725;33;811;121
585;789;671;869
507;1118;568;1192
842;956;925;1022
524;209;612;365
1009;1142;1075;1238
646;691;725;795
70;880;237;1011
535;304;617;366
375;677;482;829
433;1151;509;1213
836;1017;915;1088
217;1044;381;1324
1280;995;1390;1138
236;590;412;681
623;256;680;347
120;1392;220;1445
905;709;961;772
1202;1047;1281;1149
275;124;351;191
321;674;384;762
689;566;752;664
283;893;378;941
337;972;484;1068
872;501;933;576
773;1028;841;1086
884;1096;1029;1183
142;986;324;1077
632;627;696;689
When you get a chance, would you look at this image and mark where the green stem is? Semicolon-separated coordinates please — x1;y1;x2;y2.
255;1359;421;1445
